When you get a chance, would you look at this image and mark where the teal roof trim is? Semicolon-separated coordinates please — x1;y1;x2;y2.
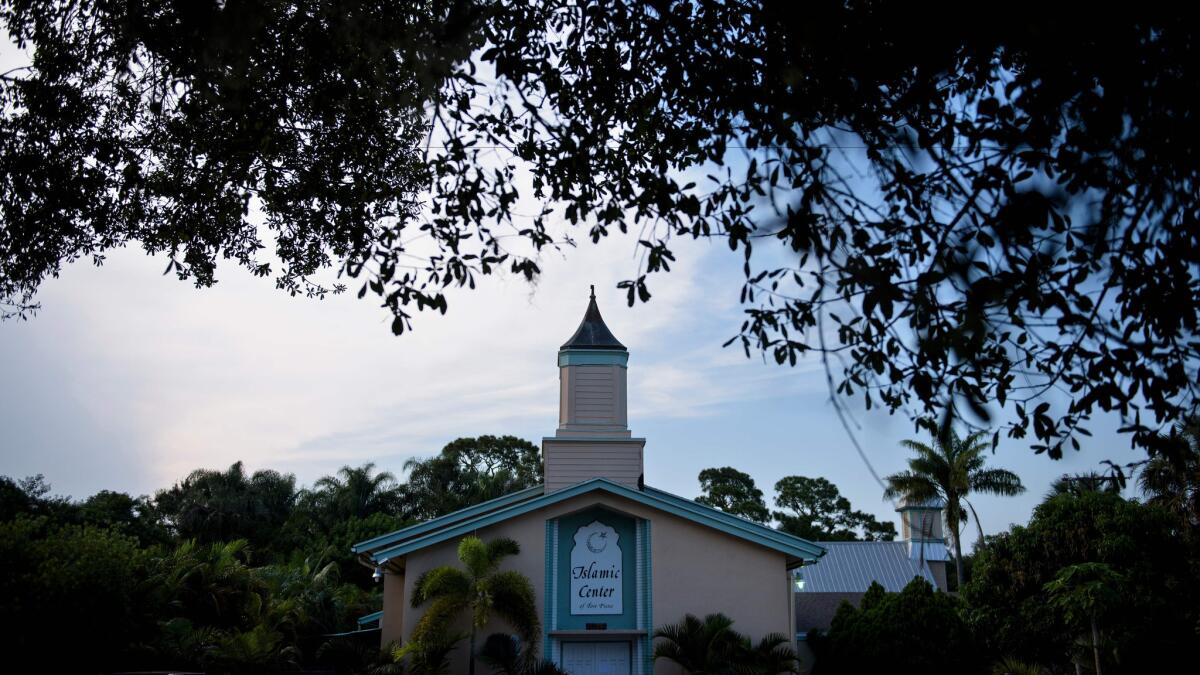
352;484;545;554
357;610;383;626
643;486;827;560
558;350;629;367
367;478;824;564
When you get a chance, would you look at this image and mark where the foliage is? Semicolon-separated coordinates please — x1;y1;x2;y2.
1139;416;1200;530
0;473;83;522
79;489;172;545
0;0;446;320
316;639;407;675
653;612;743;674
652;613;799;675
0;465;406;673
737;632;802;675
883;430;1024;585
0;433;540;667
402;436;542;521
773;475;895;541
154;461;298;557
7;4;1197;457
963;491;1199;671
0;515;151;671
813;578;979;674
423;1;1200;458
1043;563;1124;675
1045;472;1123;499
283;510;411;586
406;536;539;675
305;463;406;524
695;467;770;523
478;633;569;675
990;657;1050;675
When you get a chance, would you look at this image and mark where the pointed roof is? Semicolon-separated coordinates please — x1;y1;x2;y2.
353;478;825;567
560;285;626;351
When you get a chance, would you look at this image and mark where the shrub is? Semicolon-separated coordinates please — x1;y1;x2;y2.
812;578;980;673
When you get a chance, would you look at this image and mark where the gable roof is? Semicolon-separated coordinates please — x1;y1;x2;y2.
795;541;938;593
354;478;824;566
351;484;545;555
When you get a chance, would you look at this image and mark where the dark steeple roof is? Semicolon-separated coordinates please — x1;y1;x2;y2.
560;286;627;351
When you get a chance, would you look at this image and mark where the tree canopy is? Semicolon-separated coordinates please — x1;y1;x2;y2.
0;434;543;672
3;2;1198;458
812;578;981;673
963;491;1198;671
402;435;542;521
773;475;895;541
695;466;770;523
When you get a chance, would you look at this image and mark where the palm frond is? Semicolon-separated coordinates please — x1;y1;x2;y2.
407;595;468;650
488;570;540;648
970;468;1026;496
456;535;491;578
485;537;522;566
411;566;471;607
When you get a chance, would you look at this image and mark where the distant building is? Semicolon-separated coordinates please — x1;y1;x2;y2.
352;291;825;675
792;498;950;670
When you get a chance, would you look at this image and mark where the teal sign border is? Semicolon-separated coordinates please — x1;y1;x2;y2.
556;506;637;630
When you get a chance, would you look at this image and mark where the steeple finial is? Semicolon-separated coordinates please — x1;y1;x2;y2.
590;284;595;299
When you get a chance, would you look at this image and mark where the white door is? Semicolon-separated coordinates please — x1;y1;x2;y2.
561;641;631;675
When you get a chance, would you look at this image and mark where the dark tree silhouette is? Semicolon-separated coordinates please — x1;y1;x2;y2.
304;462;403;523
4;2;1198;456
402;435;541;520
154;462;296;553
773;475;896;541
695;466;770;523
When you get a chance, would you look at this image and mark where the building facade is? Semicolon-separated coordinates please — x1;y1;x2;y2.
353;292;825;675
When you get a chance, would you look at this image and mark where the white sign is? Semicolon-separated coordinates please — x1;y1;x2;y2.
570;520;623;615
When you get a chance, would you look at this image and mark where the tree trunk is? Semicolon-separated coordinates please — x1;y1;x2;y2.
1091;613;1102;675
469;625;477;675
952;522;965;591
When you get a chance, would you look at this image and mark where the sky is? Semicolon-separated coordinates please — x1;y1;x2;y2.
0;226;1145;539
0;30;1147;543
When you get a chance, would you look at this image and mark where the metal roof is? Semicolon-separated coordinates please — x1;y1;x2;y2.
560;288;626;351
356;610;383;626
796;541;938;593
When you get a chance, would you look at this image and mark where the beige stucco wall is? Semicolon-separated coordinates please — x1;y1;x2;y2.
380;570;406;647
389;490;794;674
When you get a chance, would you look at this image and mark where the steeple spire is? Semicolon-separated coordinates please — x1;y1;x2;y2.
561;286;626;351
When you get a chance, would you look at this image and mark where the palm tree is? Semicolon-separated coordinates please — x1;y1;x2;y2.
653;613;743;674
148;539;267;630
403;536;539;675
1139;416;1200;529
883;430;1026;586
736;632;801;675
478;633;569;675
1046;472;1122;500
311;462;402;521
